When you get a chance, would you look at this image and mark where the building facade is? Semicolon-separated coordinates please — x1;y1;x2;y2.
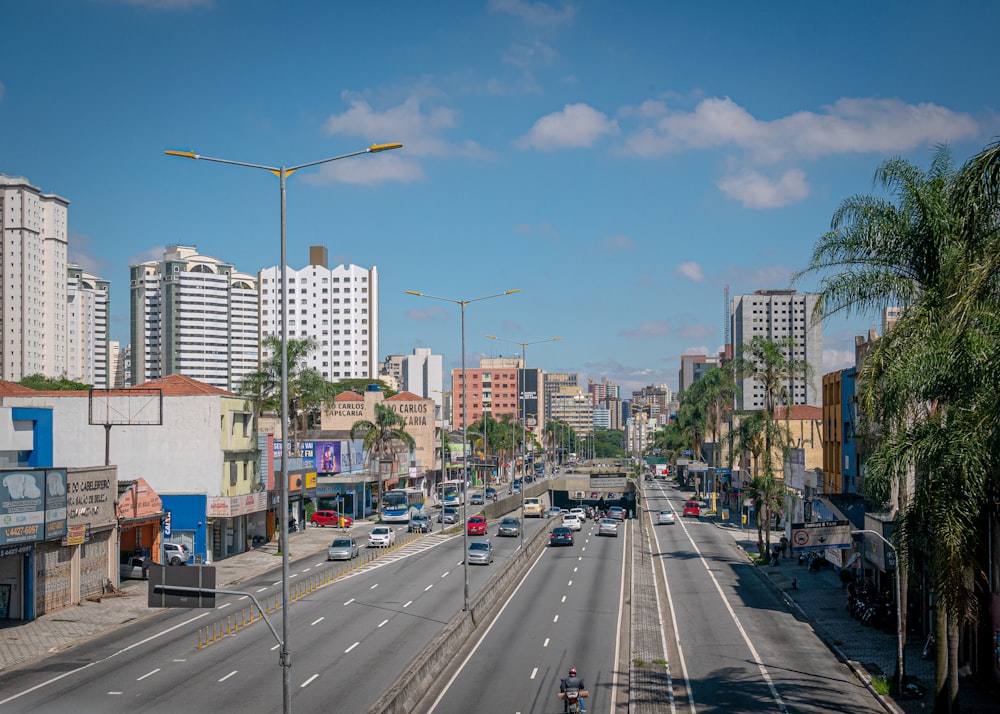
731;289;823;409
259;246;378;382
130;245;258;392
381;347;443;419
66;265;110;388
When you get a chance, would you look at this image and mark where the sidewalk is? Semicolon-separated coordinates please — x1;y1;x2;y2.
0;521;375;673
711;516;998;714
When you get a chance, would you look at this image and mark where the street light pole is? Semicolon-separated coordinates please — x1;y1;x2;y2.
854;529;905;696
406;289;519;610
486;335;560;548
166;142;401;714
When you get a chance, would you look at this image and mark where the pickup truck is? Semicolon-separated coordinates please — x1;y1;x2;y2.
119;554;150;580
523;497;545;517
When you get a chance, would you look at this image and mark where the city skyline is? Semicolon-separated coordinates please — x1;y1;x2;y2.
3;1;998;391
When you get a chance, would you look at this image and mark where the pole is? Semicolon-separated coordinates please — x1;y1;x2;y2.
460;302;469;611
854;529;904;694
278;168;291;713
519;344;526;548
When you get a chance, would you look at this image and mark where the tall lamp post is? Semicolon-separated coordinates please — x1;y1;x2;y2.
406;289;519;610
166;142;402;714
486;335;560;547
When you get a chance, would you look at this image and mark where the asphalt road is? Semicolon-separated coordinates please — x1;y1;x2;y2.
643;481;883;714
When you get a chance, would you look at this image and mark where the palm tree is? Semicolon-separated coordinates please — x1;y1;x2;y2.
794;142;1000;709
350;403;416;520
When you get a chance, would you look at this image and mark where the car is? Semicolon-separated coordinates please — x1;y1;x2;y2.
470;492;485;505
644;474;653;481
523;497;545;517
485;487;497;500
569;507;587;522
598;518;619;537
438;506;459;524
563;514;582;531
311;510;353;528
657;509;676;525
467;515;487;535
466;540;495;565
683;501;701;517
497;517;521;537
608;506;625;521
163;542;191;565
550;526;574;546
119;554;150;580
408;514;432;533
368;526;396;548
544;506;562;519
327;536;360;560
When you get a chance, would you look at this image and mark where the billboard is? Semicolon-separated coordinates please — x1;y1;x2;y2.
1;468;67;545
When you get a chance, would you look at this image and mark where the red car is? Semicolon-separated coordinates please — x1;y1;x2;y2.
466;515;487;535
683;501;701;517
310;510;353;528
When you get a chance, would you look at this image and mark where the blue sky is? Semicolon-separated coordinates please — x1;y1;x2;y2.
2;0;998;393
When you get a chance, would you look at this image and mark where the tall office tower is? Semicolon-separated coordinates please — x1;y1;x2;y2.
382;348;444;416
548;386;594;437
0;174;70;382
130;245;259;391
259;246;378;382
67;265;110;388
543;372;578;430
731;289;822;409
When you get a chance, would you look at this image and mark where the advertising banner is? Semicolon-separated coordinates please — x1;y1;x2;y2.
1;470;46;545
44;469;68;540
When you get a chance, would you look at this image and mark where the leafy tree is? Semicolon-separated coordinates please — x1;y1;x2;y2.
19;374;90;390
350;403;416;519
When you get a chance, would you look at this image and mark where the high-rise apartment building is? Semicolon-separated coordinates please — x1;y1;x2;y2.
259;246;378;382
130;245;258;391
731;289;822;409
451;362;519;428
548;386;594;437
67;265;110;388
381;347;444;418
543;372;578;429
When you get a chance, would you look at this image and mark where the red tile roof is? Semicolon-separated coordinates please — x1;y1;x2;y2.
774;405;823;420
0;375;233;398
333;391;364;401
386;391;426;401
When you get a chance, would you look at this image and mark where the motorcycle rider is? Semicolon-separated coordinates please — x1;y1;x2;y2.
560;666;586;712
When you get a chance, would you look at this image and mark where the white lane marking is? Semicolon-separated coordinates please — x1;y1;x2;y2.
543;638;550;647
0;609;213;707
137;669;160;681
302;567;312;572
257;587;268;593
271;580;281;586
568;580;573;587
345;642;360;653
561;595;566;603
425;584;434;591
218;671;237;682
530;667;538;679
404;600;413;608
301;674;319;688
442;571;450;577
271;644;280;651
108;692;123;695
219;602;232;609
238;596;248;601
344;598;355;605
311;617;324;626
573;566;578;572
370;583;378;590
290;573;299;578
553;614;559;623
316;561;326;567
172;659;186;662
379;619;389;628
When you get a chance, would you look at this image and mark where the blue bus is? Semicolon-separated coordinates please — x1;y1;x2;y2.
381;488;425;522
438;479;464;507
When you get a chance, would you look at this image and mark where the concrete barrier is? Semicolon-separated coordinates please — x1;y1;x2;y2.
369;516;550;714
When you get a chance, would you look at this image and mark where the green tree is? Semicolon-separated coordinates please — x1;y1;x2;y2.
794;143;1000;709
350;403;416;519
19;374;90;390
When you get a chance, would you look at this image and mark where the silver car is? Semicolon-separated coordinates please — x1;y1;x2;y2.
497;517;520;537
438;506;459;524
327;536;360;560
598;518;619;537
467;540;494;565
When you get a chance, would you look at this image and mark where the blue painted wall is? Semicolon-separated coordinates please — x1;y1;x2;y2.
159;494;207;563
12;407;53;467
841;367;859;494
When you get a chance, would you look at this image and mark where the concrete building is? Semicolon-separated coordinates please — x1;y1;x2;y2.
678;354;720;396
259;246;378;382
130;245;258;392
451;363;519;428
548;386;594;437
543;372;578;430
731;289;823;409
66;265;110;388
381;347;443;420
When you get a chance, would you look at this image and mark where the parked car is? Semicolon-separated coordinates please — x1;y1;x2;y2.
467;540;494;565
470;492;485;505
563;514;582;531
467;515;487;536
409;514;432;533
327;537;360;561
163;542;191;565
497;517;521;537
598;518;619;537
607;506;625;521
544;506;563;519
311;510;353;528
683;501;701;517
119;554;150;580
368;526;396;548
438;506;459;524
657;509;676;525
550;526;574;546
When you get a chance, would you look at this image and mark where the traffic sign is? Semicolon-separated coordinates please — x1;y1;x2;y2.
790;520;852;552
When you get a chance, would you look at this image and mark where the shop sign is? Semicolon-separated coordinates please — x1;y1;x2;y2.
61;524;90;546
44;469;68;540
206;493;269;519
1;470;50;545
0;542;34;558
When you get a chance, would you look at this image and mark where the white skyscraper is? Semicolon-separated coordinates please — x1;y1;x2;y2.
730;289;823;409
382;347;444;414
67;265;110;388
259;246;378;381
130;245;258;391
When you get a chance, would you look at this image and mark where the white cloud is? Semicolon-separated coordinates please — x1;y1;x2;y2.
618;321;669;339
304;154;425;186
677;323;715;340
717;169;810;209
676;261;704;282
515;103;619;150
823;347;856;374
488;0;576;27
598;233;634;251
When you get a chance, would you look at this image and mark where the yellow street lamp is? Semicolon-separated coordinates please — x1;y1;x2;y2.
166;141;401;714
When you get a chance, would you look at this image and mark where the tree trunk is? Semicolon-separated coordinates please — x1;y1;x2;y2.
933;605;949;713
947;614;959;713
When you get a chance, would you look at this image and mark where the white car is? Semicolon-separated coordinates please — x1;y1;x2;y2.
657;509;676;525
569;507;587;522
368;526;396;548
562;513;582;531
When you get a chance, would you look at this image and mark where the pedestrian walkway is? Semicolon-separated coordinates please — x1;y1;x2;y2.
711;517;998;714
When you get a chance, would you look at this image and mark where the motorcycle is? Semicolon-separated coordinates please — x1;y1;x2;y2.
288;518;298;533
559;688;588;714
